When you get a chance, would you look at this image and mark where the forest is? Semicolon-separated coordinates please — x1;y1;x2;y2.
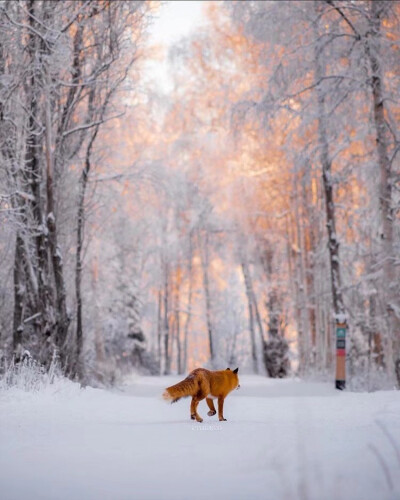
0;0;399;390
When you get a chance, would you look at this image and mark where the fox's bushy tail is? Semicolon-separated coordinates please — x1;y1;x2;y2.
163;375;197;403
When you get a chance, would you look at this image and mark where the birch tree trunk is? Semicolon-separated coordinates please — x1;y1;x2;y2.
75;89;97;379
163;263;171;375
301;166;317;367
174;264;183;374
157;289;163;375
293;175;311;372
314;4;345;319
241;260;258;373
314;1;347;389
365;0;398;381
199;230;214;364
183;232;193;373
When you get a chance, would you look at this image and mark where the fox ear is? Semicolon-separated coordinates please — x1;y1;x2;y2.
226;367;230;370
233;367;239;374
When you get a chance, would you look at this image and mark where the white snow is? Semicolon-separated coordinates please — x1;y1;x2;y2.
1;375;400;500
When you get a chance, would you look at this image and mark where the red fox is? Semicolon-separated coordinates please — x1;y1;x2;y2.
163;367;240;422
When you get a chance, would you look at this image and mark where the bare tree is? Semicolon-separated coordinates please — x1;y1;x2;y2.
0;0;149;377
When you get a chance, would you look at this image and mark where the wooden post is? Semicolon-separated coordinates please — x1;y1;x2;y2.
335;321;347;390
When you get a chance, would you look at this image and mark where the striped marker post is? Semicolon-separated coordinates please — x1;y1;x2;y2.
335;321;347;390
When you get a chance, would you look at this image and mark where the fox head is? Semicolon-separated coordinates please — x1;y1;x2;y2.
226;367;240;390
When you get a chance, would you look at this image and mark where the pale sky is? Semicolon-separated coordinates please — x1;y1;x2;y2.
144;1;208;93
149;1;206;45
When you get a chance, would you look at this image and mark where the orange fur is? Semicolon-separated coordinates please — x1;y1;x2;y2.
163;367;240;422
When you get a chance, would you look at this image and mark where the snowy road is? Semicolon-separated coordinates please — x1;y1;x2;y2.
1;375;400;500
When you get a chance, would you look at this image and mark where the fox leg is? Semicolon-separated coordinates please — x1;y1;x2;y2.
206;398;216;416
190;397;203;422
218;396;227;421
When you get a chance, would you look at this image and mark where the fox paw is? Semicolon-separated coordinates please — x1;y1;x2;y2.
219;417;227;422
207;410;216;416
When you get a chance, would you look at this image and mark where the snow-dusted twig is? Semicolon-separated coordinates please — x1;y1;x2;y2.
62;112;125;139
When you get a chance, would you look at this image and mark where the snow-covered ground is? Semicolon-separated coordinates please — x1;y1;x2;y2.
1;375;400;500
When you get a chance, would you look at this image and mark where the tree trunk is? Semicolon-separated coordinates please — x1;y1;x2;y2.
314;7;345;319
13;235;25;357
314;1;346;389
174;266;183;374
252;285;265;349
163;263;171;375
228;325;239;366
301;165;317;367
241;260;258;373
157;289;163;375
25;1;53;359
74;159;88;378
44;72;70;370
293;175;311;372
183;232;193;372
199;231;214;364
75;89;97;379
366;0;398;381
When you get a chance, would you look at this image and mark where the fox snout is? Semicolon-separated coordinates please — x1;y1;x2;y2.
236;384;240;390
